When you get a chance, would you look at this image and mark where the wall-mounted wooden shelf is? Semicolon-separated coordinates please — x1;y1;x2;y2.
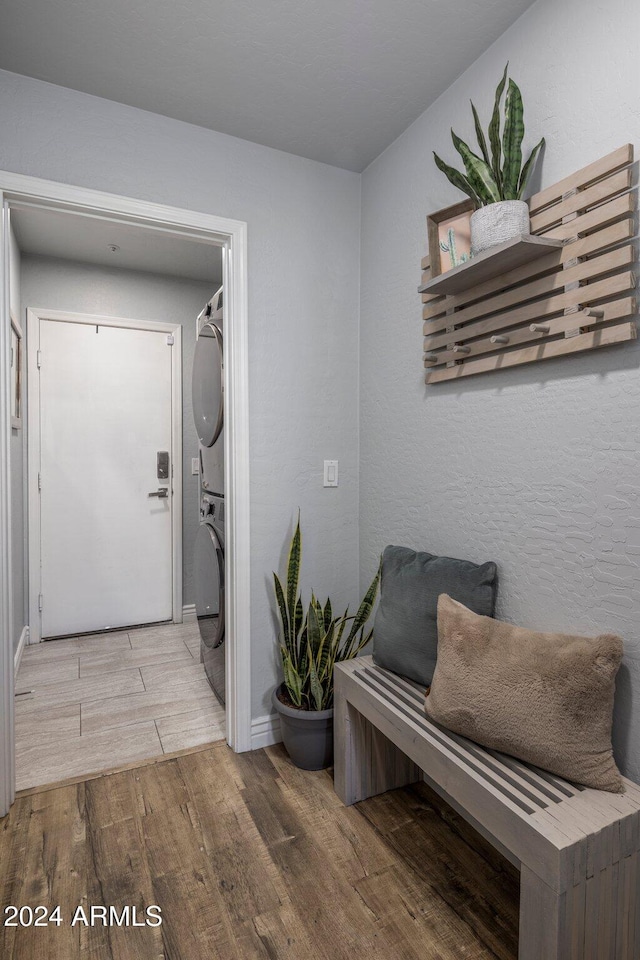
420;144;637;384
418;234;562;296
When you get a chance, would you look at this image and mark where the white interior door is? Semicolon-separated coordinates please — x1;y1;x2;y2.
38;318;174;637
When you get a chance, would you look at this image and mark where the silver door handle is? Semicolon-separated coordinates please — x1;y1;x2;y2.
148;488;169;498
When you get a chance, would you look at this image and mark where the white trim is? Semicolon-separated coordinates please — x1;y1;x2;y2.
170;325;183;624
9;312;22;338
9;312;22;430
2;171;245;244
26;309;39;648
0;196;16;816
182;603;197;622
26;308;184;641
221;230;252;753
13;626;28;677
251;714;282;751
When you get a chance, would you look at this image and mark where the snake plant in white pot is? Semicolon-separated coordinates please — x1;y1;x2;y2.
433;63;545;255
272;516;380;770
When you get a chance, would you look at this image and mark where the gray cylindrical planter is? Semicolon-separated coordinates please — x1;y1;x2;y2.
471;199;530;255
272;684;334;770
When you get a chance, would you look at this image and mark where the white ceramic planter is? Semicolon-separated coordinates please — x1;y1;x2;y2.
470;199;530;255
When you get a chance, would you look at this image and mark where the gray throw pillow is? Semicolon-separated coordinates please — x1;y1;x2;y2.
372;544;497;685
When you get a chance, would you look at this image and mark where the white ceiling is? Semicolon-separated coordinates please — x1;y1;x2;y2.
0;0;536;172
11;205;223;284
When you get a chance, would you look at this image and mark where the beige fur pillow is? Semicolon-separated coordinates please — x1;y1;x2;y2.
425;595;624;792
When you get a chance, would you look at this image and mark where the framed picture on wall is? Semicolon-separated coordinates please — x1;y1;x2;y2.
10;314;22;429
427;200;474;278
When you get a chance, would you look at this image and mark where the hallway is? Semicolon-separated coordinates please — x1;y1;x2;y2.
14;622;225;790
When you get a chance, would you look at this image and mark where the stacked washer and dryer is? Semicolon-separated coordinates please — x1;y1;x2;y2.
192;287;226;706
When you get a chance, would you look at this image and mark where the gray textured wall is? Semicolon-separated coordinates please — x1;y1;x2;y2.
0;71;362;721
360;0;640;780
20;255;219;609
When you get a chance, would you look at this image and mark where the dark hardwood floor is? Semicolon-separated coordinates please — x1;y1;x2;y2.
0;741;519;959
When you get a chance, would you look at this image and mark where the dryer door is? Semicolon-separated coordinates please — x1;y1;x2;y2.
194;521;225;648
192;321;223;447
194;520;225;703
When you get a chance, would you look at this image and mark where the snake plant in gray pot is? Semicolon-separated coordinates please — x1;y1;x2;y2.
272;516;380;770
433;63;545;255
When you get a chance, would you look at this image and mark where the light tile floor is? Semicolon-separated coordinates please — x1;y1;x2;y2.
15;621;226;791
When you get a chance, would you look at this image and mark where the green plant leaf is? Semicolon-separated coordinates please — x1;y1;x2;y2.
273;573;290;649
315;622;327;678
319;623;339;694
317;620;335;678
518;137;545;199
433;152;480;206
502;78;525;200
323;597;332;632
281;647;302;706
470;100;490;167
294;595;304;651
352;626;374;657
489;62;508;195
298;640;309;688
451;131;500;206
286;514;301;615
341;561;381;660
307;601;322;658
307;641;324;710
334;613;348;654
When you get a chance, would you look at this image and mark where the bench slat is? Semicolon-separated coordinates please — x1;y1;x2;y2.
357;667;538;815
484;751;579;804
366;663;580;808
517;764;582;798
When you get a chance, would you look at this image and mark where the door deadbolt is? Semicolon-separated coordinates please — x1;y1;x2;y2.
157;451;170;480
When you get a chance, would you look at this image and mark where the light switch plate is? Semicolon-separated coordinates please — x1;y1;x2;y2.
191;458;200;476
323;460;338;487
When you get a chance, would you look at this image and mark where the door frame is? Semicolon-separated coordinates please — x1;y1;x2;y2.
0;173;251;816
27;308;184;643
0;200;15;817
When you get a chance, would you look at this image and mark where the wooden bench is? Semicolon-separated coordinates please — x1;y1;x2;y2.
334;656;640;960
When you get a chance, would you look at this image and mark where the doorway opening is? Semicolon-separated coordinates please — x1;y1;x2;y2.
0;173;251;814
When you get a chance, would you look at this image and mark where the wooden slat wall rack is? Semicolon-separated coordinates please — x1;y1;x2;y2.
420;144;637;384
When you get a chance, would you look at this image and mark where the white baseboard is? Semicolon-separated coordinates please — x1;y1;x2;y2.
14;625;29;677
251;713;281;751
182;603;197;623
